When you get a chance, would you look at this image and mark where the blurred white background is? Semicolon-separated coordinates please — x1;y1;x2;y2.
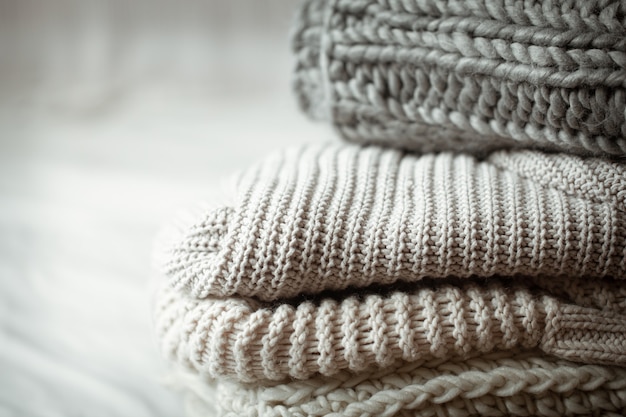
0;1;329;416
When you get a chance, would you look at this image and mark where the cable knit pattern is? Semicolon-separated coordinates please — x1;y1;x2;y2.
167;349;626;417
160;143;626;302
154;276;626;382
292;0;626;156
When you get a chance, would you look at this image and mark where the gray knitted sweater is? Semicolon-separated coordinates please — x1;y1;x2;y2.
292;0;626;156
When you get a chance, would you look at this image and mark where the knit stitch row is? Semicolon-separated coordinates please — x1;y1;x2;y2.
154;276;626;382
167;349;626;417
292;0;626;155
160;144;626;302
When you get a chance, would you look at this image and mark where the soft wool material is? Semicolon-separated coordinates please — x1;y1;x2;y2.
154;275;626;382
160;143;626;302
166;349;626;417
154;143;626;416
292;0;626;156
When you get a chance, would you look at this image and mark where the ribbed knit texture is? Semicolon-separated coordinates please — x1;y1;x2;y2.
292;0;626;156
166;349;626;417
154;275;626;382
160;143;626;302
154;143;626;416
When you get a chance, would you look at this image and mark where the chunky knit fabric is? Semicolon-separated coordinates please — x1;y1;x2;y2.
292;0;626;156
154;142;626;415
167;349;626;417
160;143;626;302
155;275;626;382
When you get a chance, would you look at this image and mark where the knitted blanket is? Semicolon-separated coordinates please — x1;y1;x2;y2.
292;0;626;156
167;350;626;417
155;143;626;375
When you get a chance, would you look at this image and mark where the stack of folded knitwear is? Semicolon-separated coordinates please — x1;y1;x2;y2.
153;1;626;416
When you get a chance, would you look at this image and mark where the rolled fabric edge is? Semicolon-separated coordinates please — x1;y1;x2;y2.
154;275;626;383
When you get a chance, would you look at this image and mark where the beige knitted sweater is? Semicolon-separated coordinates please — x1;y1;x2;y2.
155;275;626;383
155;143;626;384
162;143;626;302
292;0;626;156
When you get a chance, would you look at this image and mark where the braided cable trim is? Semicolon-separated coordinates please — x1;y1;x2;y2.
355;0;626;31
329;66;626;141
333;22;626;70
333;99;626;157
337;13;626;49
154;277;626;382
292;0;626;156
169;349;626;417
332;44;626;87
160;144;626;302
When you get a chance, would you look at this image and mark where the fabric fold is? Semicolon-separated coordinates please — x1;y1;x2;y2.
159;143;626;302
153;143;626;416
292;0;626;156
154;275;626;382
153;3;626;415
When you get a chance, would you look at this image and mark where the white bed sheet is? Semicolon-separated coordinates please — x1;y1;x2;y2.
0;56;331;417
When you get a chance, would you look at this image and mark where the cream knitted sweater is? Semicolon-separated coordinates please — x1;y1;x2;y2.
167;349;626;417
155;275;626;382
161;143;626;302
155;143;626;384
292;0;626;156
